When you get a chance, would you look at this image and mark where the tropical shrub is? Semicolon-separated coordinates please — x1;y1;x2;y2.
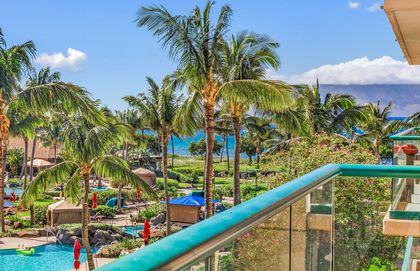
6;148;23;176
156;178;178;190
95;239;145;258
264;133;404;270
138;204;165;220
34;205;48;225
91;205;118;218
7;178;21;187
240;185;267;201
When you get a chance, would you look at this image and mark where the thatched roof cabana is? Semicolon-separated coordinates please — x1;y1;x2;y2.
132;167;156;186
47;199;82;226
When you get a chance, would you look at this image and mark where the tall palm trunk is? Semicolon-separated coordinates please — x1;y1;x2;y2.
226;135;230;172
171;135;175;169
204;103;215;218
29;135;37;225
220;134;225;163
373;138;381;164
117;184;122;210
0;96;9;233
53;144;57;164
118;141;129;210
20;139;28;189
0;142;6;233
255;146;262;185
232;117;241;205
162;133;171;235
82;173;95;270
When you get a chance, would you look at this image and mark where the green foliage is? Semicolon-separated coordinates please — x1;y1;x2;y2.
361;257;398;271
156;178;178;190
155;170;194;183
91;205;118;218
6;148;23;176
266;134;405;270
240;136;256;164
98;239;145;258
138;203;165;220
5;215;31;228
34;205;48;225
240;184;267;201
7;178;21;188
188;139;223;158
213;185;233;201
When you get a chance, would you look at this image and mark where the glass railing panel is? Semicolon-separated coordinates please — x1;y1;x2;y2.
228;207;291;270
180;259;207;271
391;177;420;220
291;180;333;271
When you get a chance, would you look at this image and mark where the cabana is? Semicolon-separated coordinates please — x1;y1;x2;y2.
26;158;54;173
47;199;83;226
169;194;219;224
132;167;157;186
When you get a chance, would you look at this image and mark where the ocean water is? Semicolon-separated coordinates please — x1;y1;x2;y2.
144;130;237;158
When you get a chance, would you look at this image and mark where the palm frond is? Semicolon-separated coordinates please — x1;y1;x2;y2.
21;161;77;206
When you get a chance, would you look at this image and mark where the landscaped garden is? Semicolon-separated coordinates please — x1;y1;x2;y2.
1;1;420;271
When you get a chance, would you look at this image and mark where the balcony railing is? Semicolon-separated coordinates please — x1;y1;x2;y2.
97;164;420;271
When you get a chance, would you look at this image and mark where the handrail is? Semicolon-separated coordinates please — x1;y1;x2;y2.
97;164;420;271
389;127;420;140
401;236;413;271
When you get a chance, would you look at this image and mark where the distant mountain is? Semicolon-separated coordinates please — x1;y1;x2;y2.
319;84;420;116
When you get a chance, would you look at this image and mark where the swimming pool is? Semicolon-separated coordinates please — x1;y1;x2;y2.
5;187;23;196
0;244;93;271
122;225;144;237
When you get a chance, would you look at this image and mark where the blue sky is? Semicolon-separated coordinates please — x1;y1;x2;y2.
0;0;414;110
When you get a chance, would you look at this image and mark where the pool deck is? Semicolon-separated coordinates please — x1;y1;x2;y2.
67;257;116;271
0;236;56;250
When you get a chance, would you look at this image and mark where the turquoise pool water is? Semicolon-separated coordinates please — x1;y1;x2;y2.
4;187;23;207
122;225;144;237
5;187;23;196
0;244;91;271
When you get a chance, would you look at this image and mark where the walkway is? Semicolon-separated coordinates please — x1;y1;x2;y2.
0;236;56;250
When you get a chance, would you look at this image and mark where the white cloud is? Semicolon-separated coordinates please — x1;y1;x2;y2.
348;1;360;9
269;56;420;85
367;3;381;12
35;48;87;70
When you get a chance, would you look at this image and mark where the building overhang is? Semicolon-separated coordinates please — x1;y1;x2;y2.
384;0;420;65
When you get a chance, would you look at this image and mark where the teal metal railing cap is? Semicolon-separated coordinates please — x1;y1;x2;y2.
390;127;420;141
96;164;420;271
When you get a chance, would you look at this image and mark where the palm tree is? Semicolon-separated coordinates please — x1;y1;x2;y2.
114;109;140;210
40;121;63;164
244;116;277;175
7;105;41;189
0;29;96;232
137;2;292;216
214;115;233;172
220;32;292;205
296;82;365;136
124;76;194;235
22;118;156;270
359;101;405;163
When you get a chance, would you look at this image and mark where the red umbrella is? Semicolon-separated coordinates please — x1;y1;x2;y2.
143;219;151;245
73;239;82;270
401;144;419;155
9;192;15;202
92;192;97;209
